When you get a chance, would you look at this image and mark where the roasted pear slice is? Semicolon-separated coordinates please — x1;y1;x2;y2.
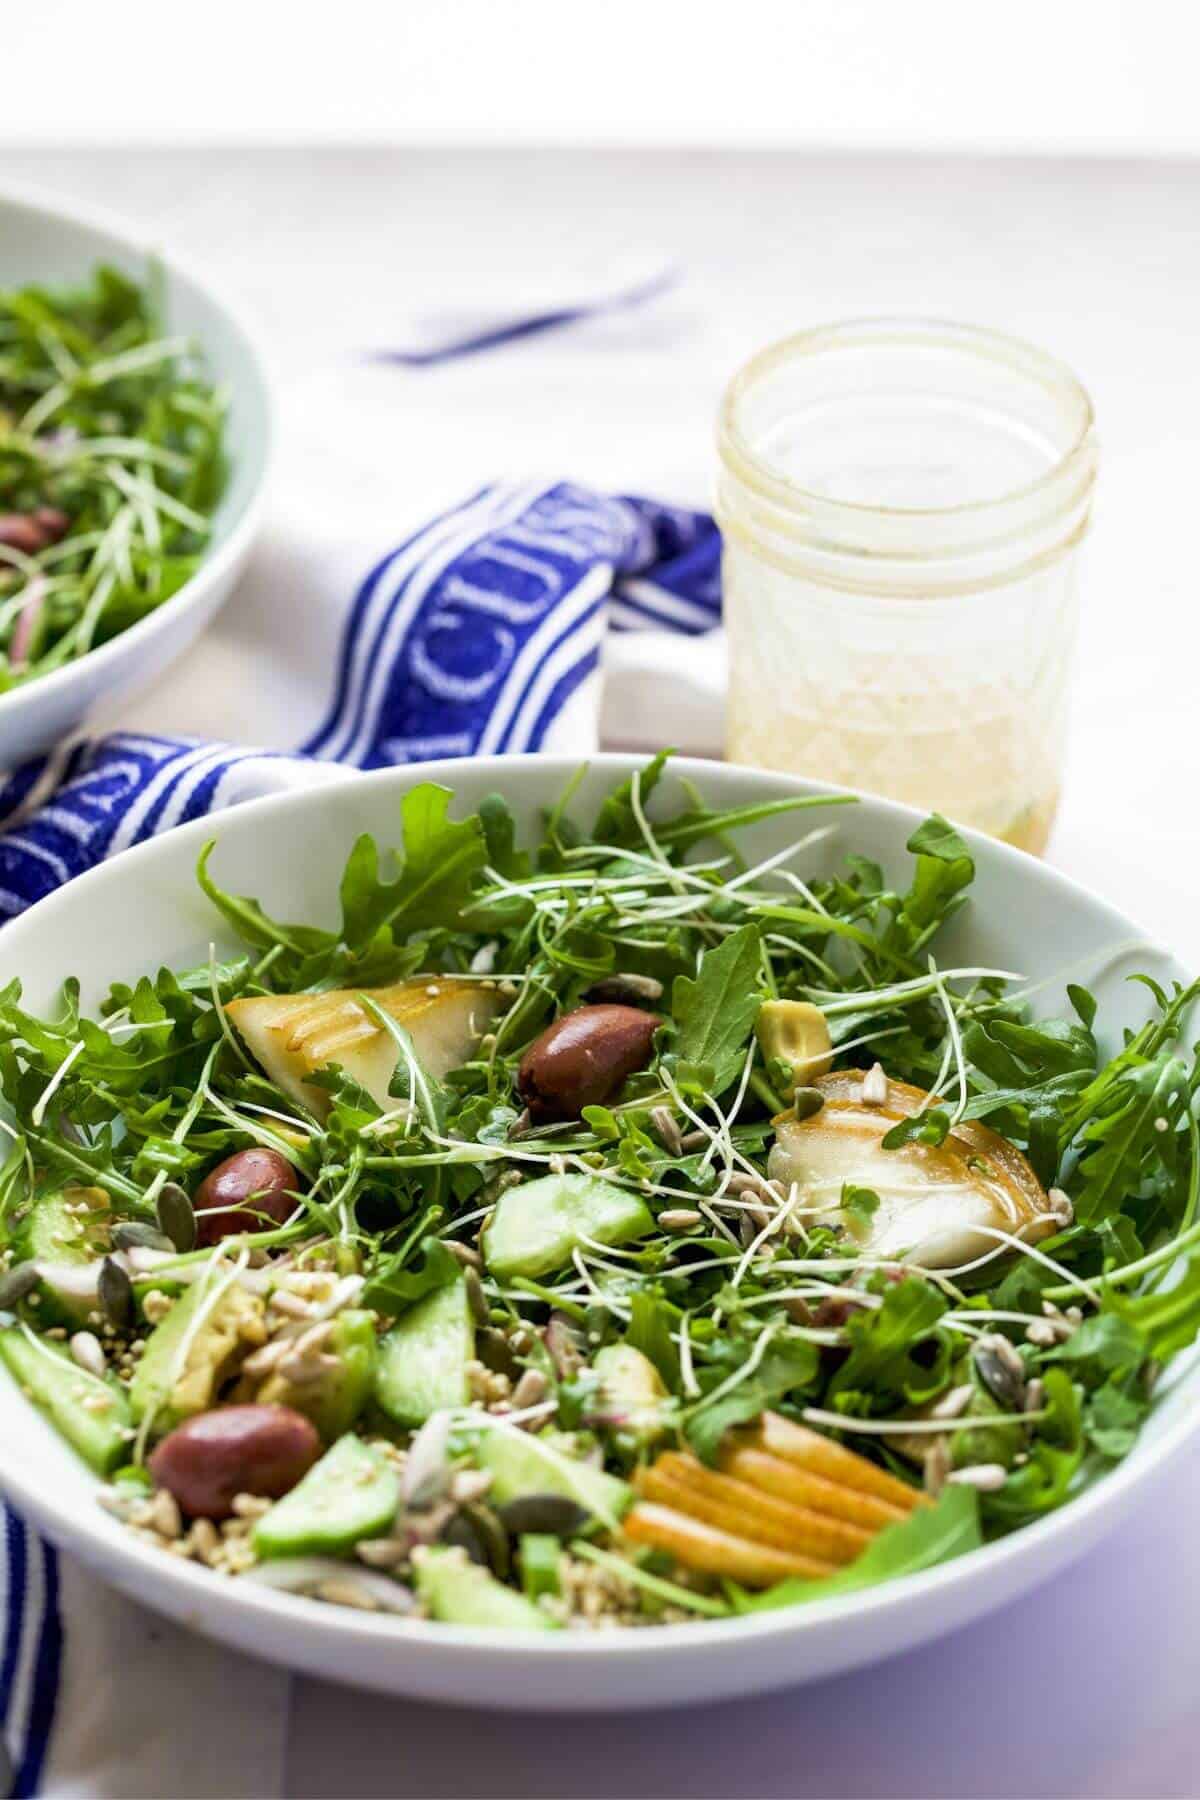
623;1501;836;1586
226;979;505;1116
768;1070;1054;1269
635;1451;871;1565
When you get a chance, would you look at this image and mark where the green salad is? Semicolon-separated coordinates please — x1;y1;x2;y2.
0;263;225;688
0;757;1197;1631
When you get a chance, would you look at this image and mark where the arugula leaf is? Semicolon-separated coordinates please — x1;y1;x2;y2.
736;1485;981;1611
591;752;671;846
625;1288;682;1390
196;843;334;959
891;816;975;946
1045;1312;1145;1382
1073;1054;1190;1224
685;1338;820;1464
1084;1377;1147;1459
1110;1256;1200;1360
671;925;763;1096
478;793;532;880
829;1278;949;1406
340;784;486;950
360;1236;459;1318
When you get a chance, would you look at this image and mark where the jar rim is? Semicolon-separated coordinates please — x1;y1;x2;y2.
717;316;1097;524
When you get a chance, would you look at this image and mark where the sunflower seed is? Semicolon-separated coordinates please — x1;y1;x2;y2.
355;1537;409;1569
946;1462;1008;1492
658;1208;703;1232
450;1468;494;1506
924;1436;951;1497
403;1410;453;1509
112;1222;176;1254
497;1493;588;1538
1023;1377;1046;1415
157;1183;197;1252
930;1383;974;1421
583;973;663;1005
510;1368;549;1411
69;1330;107;1377
98;1257;134;1330
860;1063;888;1107
649;1106;683;1157
0;1261;40;1311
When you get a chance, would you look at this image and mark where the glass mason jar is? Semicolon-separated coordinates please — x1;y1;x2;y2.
716;319;1098;853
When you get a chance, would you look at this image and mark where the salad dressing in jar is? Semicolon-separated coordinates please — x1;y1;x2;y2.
716;320;1098;852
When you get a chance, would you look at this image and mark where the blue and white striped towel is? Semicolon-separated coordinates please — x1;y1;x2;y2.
0;477;721;1795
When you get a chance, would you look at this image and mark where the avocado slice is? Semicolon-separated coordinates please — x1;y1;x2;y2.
253;1433;400;1558
0;1326;131;1474
481;1174;654;1280
416;1545;559;1631
593;1343;670;1448
476;1427;631;1528
13;1187;111;1327
258;1309;378;1442
130;1276;265;1435
374;1279;473;1427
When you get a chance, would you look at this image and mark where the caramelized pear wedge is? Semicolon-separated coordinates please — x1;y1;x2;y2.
635;1451;871;1565
226;979;505;1116
767;1070;1055;1269
623;1501;836;1586
748;1413;926;1513
624;1423;926;1587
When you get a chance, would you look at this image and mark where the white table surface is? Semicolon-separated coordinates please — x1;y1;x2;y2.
5;146;1199;1798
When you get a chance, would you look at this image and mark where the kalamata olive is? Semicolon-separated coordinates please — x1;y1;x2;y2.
149;1403;320;1519
517;1004;660;1122
193;1147;299;1248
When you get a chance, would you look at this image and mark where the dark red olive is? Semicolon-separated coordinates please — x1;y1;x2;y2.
194;1147;299;1248
149;1404;320;1519
517;1003;660;1122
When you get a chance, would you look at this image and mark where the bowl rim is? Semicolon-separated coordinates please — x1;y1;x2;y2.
0;752;1194;1666
0;178;274;724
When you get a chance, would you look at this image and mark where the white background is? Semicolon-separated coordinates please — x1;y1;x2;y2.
5;0;1200;156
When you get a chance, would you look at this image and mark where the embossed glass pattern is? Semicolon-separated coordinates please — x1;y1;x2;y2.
716;320;1098;852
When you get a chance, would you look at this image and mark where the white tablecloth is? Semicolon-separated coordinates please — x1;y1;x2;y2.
6;144;1199;1799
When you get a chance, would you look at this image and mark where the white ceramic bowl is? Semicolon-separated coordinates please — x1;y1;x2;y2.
0;184;272;767
0;756;1193;1711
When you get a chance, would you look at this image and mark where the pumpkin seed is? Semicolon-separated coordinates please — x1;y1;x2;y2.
113;1222;176;1254
0;1261;40;1311
973;1335;1026;1411
97;1257;134;1331
477;1327;520;1380
463;1265;490;1327
496;1493;588;1539
442;1502;510;1578
583;973;664;1004
792;1086;825;1122
157;1183;196;1253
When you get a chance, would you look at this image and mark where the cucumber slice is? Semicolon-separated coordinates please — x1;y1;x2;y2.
0;1326;131;1474
258;1309;378;1442
374;1279;473;1426
253;1434;400;1559
416;1546;558;1631
481;1174;654;1280
519;1533;563;1602
13;1187;111;1326
476;1427;631;1527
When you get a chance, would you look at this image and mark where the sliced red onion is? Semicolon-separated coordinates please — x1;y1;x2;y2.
10;577;47;669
